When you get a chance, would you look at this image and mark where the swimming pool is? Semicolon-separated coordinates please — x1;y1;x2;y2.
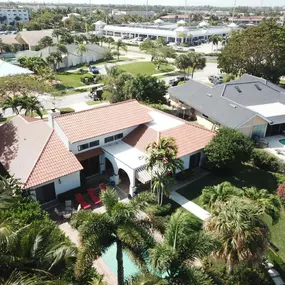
101;243;139;278
279;139;285;145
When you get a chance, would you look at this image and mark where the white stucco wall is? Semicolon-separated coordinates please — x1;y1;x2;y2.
53;120;70;148
54;171;81;196
70;125;137;154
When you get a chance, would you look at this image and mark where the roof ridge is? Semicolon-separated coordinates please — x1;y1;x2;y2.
56;99;138;119
24;129;54;188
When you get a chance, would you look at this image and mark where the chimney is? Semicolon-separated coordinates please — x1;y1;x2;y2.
47;109;60;128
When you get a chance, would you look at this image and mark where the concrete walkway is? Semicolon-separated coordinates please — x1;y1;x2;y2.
171;191;210;221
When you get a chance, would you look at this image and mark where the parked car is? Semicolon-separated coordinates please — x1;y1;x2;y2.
208;75;224;83
89;65;99;74
169;75;189;87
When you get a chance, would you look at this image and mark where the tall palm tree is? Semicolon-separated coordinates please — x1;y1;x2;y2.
152;172;173;206
149;209;216;283
76;43;88;64
146;137;183;199
204;197;269;274
111;39;127;60
73;188;152;285
1;96;21;115
105;37;115;49
175;53;191;77
46;51;63;71
209;35;223;52
187;52;206;79
19;95;44;118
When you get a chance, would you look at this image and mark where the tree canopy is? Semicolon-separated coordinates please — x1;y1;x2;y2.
204;127;253;169
218;20;285;83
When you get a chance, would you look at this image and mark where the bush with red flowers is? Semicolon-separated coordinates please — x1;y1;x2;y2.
277;182;285;206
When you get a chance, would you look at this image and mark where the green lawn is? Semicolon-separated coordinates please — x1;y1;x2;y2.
55;72;87;89
95;57;134;65
118;62;175;76
177;163;285;260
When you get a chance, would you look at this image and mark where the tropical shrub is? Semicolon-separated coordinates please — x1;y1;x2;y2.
252;149;284;173
59;107;75;114
204;127;253;168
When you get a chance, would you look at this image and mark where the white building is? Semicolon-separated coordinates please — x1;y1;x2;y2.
0;100;214;205
0;7;29;24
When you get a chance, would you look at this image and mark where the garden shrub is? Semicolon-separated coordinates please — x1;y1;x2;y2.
146;203;172;217
59;107;75;114
251;149;283;173
267;250;285;281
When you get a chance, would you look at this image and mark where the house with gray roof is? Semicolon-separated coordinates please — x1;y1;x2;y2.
168;74;285;138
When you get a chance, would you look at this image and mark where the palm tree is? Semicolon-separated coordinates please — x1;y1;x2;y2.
201;181;239;210
152;172;173;206
204;197;269;274
46;51;63;71
187;52;206;79
175;53;191;77
73;188;152;285
76;43;88;64
1;96;21;115
105;37;115;49
146;137;183;196
209;35;223;52
111;39;127;60
149;209;216;283
19;95;44;118
0;222;77;284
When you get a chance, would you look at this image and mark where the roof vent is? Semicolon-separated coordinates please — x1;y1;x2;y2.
206;93;212;97
235;86;242;93
254;84;262;91
229;104;236;108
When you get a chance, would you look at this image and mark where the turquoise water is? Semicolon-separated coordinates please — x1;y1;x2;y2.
279;139;285;145
101;243;139;278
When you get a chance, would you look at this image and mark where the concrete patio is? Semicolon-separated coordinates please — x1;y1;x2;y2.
263;135;285;161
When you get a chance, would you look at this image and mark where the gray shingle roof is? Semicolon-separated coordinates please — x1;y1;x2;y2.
168;73;285;129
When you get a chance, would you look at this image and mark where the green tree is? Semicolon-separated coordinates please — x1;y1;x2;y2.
187;52;206;79
0;176;21;209
1;96;21;114
146;137;183;203
149;209;216;283
19;94;44;118
209;35;222;52
204;127;253;169
204;197;269;274
175;53;192;77
111;39;127;59
217;20;285;83
46;51;63;71
18;56;48;74
124;74;167;103
37;35;54;49
76;43;88;63
105;37;115;49
73;188;152;285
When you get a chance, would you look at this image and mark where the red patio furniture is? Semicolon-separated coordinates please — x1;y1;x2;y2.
88;188;101;205
75;193;91;209
99;183;106;191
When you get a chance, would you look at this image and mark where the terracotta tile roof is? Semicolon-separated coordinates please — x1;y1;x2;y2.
75;147;104;161
161;124;215;157
55;100;153;143
24;131;83;189
123;124;158;152
0;116;52;184
124;123;215;158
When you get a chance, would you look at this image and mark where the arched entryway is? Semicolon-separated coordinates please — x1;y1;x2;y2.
105;157;114;176
118;169;130;194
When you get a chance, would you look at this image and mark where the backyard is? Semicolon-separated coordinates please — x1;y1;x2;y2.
177;163;285;260
55;72;88;89
118;61;175;76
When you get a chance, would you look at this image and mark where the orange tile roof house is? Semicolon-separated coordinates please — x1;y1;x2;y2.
0;100;214;204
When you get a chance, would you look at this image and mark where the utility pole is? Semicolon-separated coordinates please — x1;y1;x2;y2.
146;0;148;19
231;0;237;23
184;0;187;22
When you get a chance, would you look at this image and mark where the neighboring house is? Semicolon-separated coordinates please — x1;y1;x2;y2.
0;100;214;204
15;29;56;50
0;34;20;45
0;59;33;76
15;44;106;69
168;74;285;138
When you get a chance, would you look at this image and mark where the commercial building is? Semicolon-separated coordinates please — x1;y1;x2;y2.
0;100;214;204
168;74;285;138
0;7;29;24
101;22;235;44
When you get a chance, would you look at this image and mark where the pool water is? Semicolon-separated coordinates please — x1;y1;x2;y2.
279;139;285;145
101;243;139;278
